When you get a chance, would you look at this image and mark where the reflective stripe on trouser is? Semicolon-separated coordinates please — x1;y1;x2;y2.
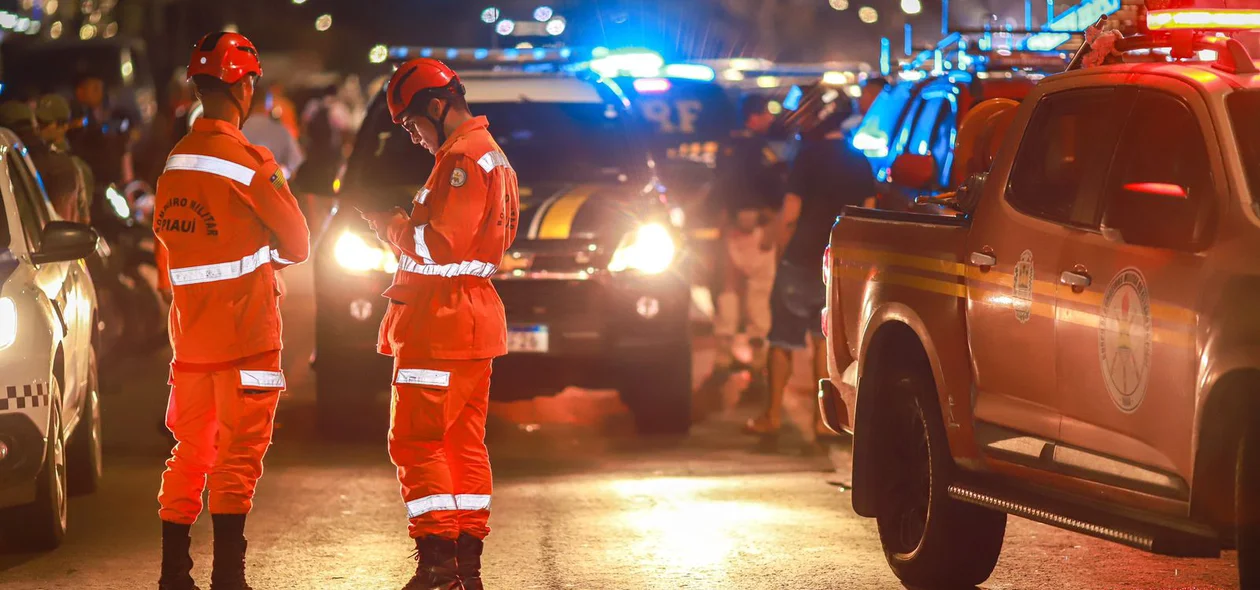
389;358;494;539
158;352;283;524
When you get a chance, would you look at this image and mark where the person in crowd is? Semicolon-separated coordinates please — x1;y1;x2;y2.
37;94;95;223
243;90;305;180
744;83;876;449
70;73;136;189
294;83;353;195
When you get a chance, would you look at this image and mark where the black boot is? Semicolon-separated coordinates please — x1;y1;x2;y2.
210;514;252;590
402;535;461;590
456;533;484;590
159;521;199;590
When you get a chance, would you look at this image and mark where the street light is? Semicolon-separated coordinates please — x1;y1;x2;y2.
533;6;553;22
370;44;388;64
292;0;306;4
481;7;499;23
315;13;332;31
901;0;921;15
496;19;515;36
829;0;849;10
546;16;566;36
858;6;878;23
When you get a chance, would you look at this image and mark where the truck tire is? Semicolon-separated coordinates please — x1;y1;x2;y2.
1238;423;1259;588
874;365;1006;587
68;348;103;495
620;344;693;436
316;356;384;438
1;397;68;551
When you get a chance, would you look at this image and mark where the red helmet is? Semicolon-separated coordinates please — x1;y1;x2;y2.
387;58;464;124
187;32;262;84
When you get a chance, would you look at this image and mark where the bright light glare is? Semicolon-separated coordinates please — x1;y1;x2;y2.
533;6;553;21
545;17;566;36
756;75;779;88
0;298;15;349
369;44;389;64
481;7;500;23
901;0;922;15
105;186;130;219
822;70;847;85
662;63;716;81
495;19;516;36
334;231;399;274
767;100;783;115
853;130;890;158
859;7;879;23
721;68;745;81
589;50;664;78
829;0;849;10
1147;9;1260;30
633;78;672;93
315;14;332;31
292;0;307;4
608;223;676;274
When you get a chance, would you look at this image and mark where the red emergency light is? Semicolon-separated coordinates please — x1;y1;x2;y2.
1147;0;1260;31
633;78;672;93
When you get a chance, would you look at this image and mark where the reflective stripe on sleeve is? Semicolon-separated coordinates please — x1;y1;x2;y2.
406;494;458;518
455;494;492;511
413;225;434;262
239;370;285;389
168;246;271;286
397;255;496;278
476;151;511;173
415;188;431;205
271;250;297;266
165;154;256;185
396;369;452;388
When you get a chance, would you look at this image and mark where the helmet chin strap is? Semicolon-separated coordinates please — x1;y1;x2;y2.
424;97;454;149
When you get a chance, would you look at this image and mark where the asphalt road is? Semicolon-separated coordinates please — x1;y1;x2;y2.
0;263;1242;589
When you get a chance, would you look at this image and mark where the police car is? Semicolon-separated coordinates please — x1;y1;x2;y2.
314;47;692;435
0;128;103;550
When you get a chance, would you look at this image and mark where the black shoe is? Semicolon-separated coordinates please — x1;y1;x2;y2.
210;514;252;590
456;533;484;590
403;535;462;590
159;521;199;590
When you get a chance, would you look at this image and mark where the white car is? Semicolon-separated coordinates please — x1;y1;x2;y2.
0;128;103;550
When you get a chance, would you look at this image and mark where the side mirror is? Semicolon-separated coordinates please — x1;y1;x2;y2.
889;153;937;191
1105;182;1200;250
32;221;99;265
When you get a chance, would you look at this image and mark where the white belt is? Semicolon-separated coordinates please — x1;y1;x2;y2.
397;255;497;278
169;246;272;286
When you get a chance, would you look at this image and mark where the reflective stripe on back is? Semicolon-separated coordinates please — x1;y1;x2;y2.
168;246;271;286
165;154;256;185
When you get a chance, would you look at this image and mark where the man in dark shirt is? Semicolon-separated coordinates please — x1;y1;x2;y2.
698;94;783;409
745;84;875;445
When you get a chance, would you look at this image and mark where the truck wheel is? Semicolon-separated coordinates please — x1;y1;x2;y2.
316;357;383;438
68;347;103;495
874;366;1006;587
620;344;693;436
1238;423;1259;588
0;397;68;551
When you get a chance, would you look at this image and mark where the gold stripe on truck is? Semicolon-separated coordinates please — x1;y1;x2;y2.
538;185;597;240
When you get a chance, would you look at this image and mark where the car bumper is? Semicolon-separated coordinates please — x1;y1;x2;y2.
314;266;690;389
0;412;45;508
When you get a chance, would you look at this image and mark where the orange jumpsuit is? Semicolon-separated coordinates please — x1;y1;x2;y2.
378;116;520;540
153;118;310;525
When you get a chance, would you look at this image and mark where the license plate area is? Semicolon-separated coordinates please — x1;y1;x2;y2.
507;324;549;353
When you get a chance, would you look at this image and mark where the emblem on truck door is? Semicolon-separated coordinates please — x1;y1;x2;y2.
1012;250;1035;323
1097;268;1152;413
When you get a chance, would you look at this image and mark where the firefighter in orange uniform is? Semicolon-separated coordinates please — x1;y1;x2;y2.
153;32;310;590
361;58;519;590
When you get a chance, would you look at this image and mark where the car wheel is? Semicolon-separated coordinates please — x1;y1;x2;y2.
874;366;1006;587
0;395;68;551
316;356;384;438
1237;423;1259;588
620;343;693;436
69;347;103;495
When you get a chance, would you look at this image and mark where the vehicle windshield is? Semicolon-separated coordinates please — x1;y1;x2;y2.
343;97;650;205
1229;90;1260;201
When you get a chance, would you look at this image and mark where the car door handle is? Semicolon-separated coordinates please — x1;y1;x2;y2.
969;252;996;267
1060;271;1091;288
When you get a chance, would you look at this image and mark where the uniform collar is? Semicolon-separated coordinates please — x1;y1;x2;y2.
436;116;490;157
193;117;249;144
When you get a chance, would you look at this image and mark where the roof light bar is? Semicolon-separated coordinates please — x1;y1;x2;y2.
633;78;672;93
1147;9;1260;31
660;63;716;81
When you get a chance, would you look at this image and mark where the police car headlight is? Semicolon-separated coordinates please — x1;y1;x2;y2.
0;297;16;350
334;231;399;274
608;223;676;275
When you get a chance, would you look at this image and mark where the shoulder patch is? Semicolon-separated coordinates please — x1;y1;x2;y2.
451;168;468;188
270;170;286;191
